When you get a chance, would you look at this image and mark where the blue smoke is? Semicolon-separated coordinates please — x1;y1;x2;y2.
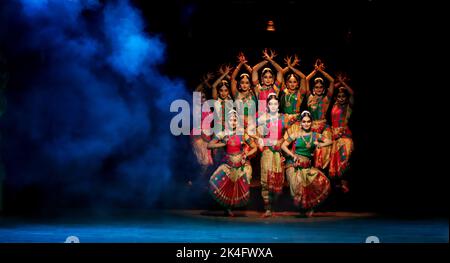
0;0;191;212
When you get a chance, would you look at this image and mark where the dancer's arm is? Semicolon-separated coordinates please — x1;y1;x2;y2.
207;138;226;149
212;66;231;100
264;49;284;93
252;50;270;86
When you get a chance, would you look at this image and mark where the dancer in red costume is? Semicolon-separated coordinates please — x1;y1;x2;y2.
305;59;334;170
208;110;257;216
329;72;354;193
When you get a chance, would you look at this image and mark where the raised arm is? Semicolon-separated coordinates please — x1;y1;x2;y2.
212;66;231;100
305;68;318;97
231;62;244;98
195;72;213;92
252;50;269;86
264;49;284;88
286;55;307;94
317;63;335;99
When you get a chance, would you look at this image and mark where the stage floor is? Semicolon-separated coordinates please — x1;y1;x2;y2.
0;210;448;243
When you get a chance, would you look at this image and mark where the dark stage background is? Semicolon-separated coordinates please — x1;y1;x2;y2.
0;0;446;217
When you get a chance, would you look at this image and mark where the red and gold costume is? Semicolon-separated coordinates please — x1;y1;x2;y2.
329;103;353;178
307;94;332;169
209;131;253;208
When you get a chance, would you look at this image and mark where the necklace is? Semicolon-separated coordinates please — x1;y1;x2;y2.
285;91;296;108
260;84;271;91
268;113;279;126
300;131;313;149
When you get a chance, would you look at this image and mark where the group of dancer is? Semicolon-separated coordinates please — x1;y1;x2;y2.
190;49;354;217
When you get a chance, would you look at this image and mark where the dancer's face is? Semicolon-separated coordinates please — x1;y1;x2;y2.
240;77;251;91
219;86;229;100
201;92;206;103
262;72;274;86
228;115;238;129
301;116;312;131
336;91;348;105
313;83;324;96
287;75;299;90
268;98;279;114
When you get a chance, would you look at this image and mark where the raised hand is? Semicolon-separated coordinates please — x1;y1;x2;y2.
284;56;292;67
219;64;232;75
262;48;270;60
292;55;300;67
269;49;277;59
224;64;232;75
237;52;247;64
338;72;350;83
202;72;214;83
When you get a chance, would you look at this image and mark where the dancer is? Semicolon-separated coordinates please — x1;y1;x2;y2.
257;93;293;217
207;110;257;216
281;111;332;217
305;59;334;170
190;76;214;184
329;73;354;192
279;55;307;118
231;52;257;131
251;49;284;104
211;65;234;131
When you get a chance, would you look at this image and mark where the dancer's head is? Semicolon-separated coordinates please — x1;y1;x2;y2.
285;73;300;91
336;87;350;105
227;110;239;130
218;79;230;100
261;67;274;86
239;73;251;92
313;77;325;96
300;111;312;131
266;93;279;114
200;90;207;104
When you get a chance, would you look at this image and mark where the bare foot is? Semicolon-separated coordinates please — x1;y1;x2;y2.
341;180;350;193
225;209;235;217
261;210;272;218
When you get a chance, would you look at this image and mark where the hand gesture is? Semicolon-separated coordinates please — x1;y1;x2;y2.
314;59;325;71
284;56;292;67
292;55;300;67
263;48;276;60
202;72;214;83
237;52;247;64
219;64;232;75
